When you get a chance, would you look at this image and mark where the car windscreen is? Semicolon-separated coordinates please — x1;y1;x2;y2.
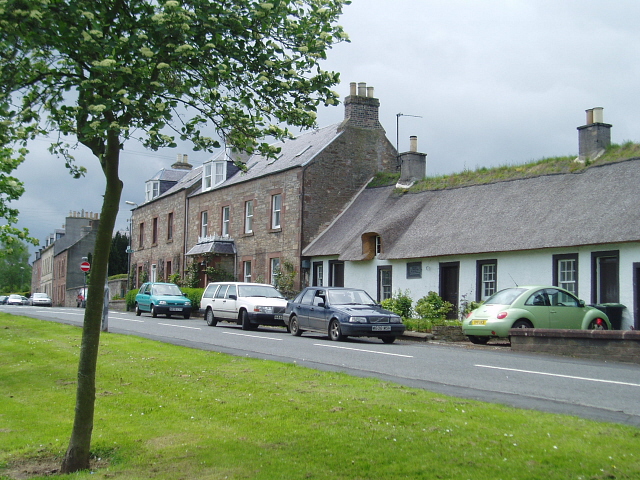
483;288;527;306
152;284;183;296
238;285;284;298
327;289;376;305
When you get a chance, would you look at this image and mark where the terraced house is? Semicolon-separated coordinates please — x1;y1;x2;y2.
128;82;397;289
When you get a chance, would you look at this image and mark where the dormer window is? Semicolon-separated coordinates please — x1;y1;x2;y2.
145;181;159;202
361;232;381;260
202;160;227;191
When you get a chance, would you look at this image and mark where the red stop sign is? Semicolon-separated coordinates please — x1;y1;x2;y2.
80;261;91;272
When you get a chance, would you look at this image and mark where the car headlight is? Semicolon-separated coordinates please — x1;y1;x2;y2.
185;301;191;306
349;316;368;323
389;316;402;323
158;300;167;305
254;306;274;314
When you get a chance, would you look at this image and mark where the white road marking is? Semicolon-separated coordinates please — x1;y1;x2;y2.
314;343;413;358
223;331;282;340
158;323;202;330
116;318;144;323
475;364;640;388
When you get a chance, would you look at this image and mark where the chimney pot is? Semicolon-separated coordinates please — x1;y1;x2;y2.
586;108;594;125
410;136;418;152
350;82;356;96
367;86;374;98
357;82;366;96
592;107;604;123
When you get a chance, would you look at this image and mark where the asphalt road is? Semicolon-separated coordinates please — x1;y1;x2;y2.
4;305;640;427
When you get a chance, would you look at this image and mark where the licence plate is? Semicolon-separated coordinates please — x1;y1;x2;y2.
471;320;486;325
372;325;391;331
170;307;183;312
274;314;283;320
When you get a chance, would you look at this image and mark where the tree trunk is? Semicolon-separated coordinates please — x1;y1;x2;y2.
61;142;123;473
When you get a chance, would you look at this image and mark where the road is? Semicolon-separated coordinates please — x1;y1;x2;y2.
4;305;640;427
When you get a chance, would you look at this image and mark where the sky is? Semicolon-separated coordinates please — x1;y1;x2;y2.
10;0;640;261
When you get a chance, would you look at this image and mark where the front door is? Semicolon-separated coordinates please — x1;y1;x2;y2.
592;252;619;303
439;262;460;319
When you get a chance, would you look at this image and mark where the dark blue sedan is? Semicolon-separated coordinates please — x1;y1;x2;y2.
285;287;405;344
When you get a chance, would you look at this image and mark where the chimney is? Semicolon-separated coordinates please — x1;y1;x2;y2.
172;153;193;170
577;107;611;163
340;81;384;131
396;136;427;189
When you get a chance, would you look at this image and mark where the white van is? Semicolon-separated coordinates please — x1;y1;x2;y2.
200;282;288;330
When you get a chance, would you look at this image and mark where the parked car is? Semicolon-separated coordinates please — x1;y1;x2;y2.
135;282;192;319
285;287;405;344
201;282;287;330
7;294;27;305
31;292;53;307
0;295;8;304
462;286;611;344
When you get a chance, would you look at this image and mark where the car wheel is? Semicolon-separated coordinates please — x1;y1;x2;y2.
328;319;344;341
241;310;257;330
467;335;490;345
135;303;142;316
166;313;172;318
151;304;158;318
512;319;533;329
289;315;303;336
588;318;608;330
205;308;217;327
183;313;191;320
381;336;396;344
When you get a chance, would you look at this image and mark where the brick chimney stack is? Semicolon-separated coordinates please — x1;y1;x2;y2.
172;153;193;170
341;81;384;131
577;107;611;163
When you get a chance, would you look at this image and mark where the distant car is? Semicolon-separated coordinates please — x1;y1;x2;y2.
7;294;26;305
0;295;7;304
285;287;405;344
31;292;53;307
201;282;287;330
135;282;192;319
462;286;611;344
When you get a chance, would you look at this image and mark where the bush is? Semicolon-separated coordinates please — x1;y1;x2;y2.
125;289;139;311
181;288;204;312
380;290;413;319
415;291;454;323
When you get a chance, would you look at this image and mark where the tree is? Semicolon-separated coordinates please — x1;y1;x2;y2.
0;238;31;292
108;231;129;276
1;0;348;472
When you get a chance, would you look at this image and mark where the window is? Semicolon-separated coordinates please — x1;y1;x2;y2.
138;222;144;248
476;260;497;301
152;217;158;245
244;200;254;234
221;206;230;237
312;262;323;286
329;261;344;287
375;236;382;255
243;261;252;282
271;194;282;229
553;254;578;295
145;181;159;202
378;266;392;302
202;160;226;190
167;212;173;240
201;211;208;238
406;261;422;279
270;257;280;285
166;260;172;277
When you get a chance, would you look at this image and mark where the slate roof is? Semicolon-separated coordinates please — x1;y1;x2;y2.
149;165;203;201
147;168;191;183
189;123;343;196
303;158;640;261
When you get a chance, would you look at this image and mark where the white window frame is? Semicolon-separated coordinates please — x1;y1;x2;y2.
375;235;382;255
244;200;254;234
201;211;208;238
214;161;226;185
243;261;252;283
202;162;212;190
145;181;159;202
271;194;282;229
559;259;577;294
222;206;230;237
270;257;281;286
481;263;497;299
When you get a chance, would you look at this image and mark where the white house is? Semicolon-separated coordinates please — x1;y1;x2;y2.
302;115;640;330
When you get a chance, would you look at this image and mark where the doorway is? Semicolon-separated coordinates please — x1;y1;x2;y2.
439;262;460;319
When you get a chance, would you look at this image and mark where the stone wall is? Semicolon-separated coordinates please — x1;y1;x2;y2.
510;328;640;364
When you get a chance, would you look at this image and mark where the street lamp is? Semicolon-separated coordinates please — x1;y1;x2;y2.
125;201;138;292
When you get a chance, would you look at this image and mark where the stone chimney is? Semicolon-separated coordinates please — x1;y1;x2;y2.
396;136;427;189
340;81;384;131
172;153;193;170
577;108;611;163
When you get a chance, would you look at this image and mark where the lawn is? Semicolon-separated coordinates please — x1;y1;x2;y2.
1;313;639;479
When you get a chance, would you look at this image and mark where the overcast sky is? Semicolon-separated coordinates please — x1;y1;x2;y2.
11;0;640;261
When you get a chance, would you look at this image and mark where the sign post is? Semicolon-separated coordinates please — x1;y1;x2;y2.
79;261;90;308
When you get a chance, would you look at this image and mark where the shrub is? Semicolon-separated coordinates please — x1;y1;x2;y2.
380;290;413;319
415;291;454;322
125;289;139;311
181;287;204;312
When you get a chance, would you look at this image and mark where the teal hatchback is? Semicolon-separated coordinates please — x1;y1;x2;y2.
462;286;610;344
135;282;192;319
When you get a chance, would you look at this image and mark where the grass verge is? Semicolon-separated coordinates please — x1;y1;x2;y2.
1;313;639;479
